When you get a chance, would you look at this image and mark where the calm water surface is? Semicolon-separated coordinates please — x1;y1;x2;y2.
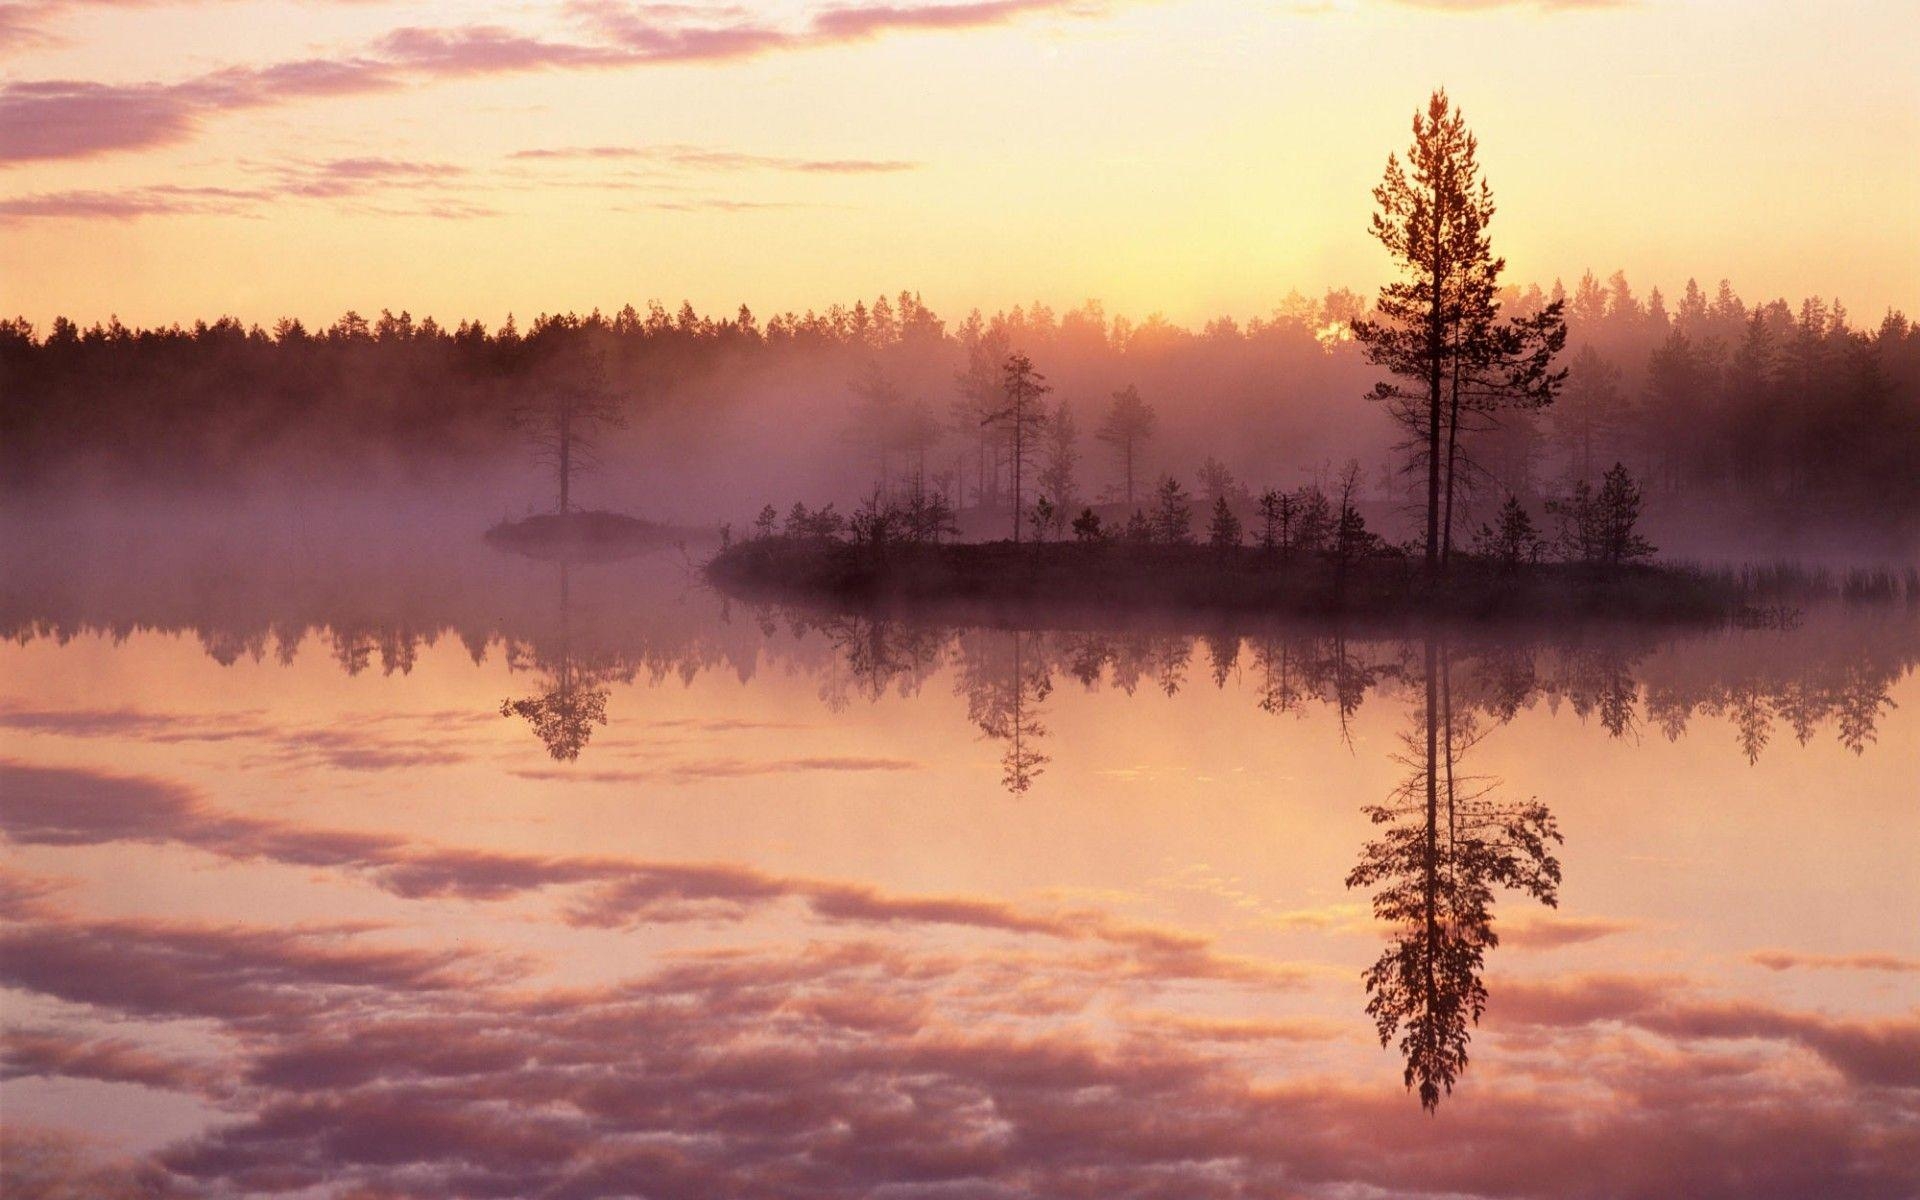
2;517;1917;1198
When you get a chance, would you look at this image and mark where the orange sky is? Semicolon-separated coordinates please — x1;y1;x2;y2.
2;0;1916;328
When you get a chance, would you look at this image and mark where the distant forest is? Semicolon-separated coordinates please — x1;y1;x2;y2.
5;275;1917;524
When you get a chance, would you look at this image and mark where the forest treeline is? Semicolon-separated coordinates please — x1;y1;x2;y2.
5;277;1916;524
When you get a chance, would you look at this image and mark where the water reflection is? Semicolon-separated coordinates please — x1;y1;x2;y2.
957;629;1053;794
3;526;1919;1192
498;565;613;761
1346;637;1561;1109
6;525;1911;773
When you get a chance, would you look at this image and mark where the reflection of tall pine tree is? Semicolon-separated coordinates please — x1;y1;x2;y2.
1345;637;1562;1110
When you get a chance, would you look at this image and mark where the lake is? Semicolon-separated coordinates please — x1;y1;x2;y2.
2;509;1916;1199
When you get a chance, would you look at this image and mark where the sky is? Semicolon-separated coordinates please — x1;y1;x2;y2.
2;0;1916;329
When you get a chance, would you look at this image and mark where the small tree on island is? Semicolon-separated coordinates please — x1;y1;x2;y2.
1072;507;1105;543
1151;476;1194;545
510;353;627;516
1208;495;1243;549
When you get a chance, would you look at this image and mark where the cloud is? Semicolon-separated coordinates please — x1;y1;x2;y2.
512;142;919;174
1299;0;1632;11
615;198;816;213
1500;913;1638;949
0;157;488;222
0;1;1117;163
2;1029;232;1096
0;865;66;919
1749;949;1920;974
272;155;467;198
0;79;200;160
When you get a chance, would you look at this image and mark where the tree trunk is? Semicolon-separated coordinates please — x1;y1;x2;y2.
1427;203;1445;575
1442;361;1462;566
1010;419;1022;543
1422;636;1440;1036
558;401;572;516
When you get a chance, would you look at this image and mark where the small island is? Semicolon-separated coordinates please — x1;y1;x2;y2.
485;510;682;562
704;473;1856;626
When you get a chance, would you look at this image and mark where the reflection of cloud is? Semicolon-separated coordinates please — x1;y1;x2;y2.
0;761;1299;985
508;754;922;783
0;705;268;740
1129;1011;1347;1043
7;929;1914;1200
648;717;811;731
1492;970;1920;1090
0;914;507;1023
0;704;485;770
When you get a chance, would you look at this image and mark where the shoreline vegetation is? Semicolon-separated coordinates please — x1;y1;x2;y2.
704;535;1914;626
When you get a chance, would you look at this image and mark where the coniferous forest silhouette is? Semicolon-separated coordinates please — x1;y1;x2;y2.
8;101;1918;566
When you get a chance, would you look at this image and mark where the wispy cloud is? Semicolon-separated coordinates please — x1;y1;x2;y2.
1500;913;1638;949
1296;0;1632;12
1;1;1119;164
0;182;265;220
1749;949;1920;974
512;142;919;174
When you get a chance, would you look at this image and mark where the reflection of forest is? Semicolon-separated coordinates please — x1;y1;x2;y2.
3;523;1914;771
776;611;1916;789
